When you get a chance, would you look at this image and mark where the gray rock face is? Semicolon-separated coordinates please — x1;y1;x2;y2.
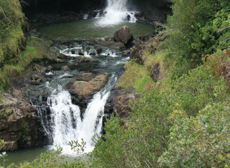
151;63;160;82
131;0;171;25
113;26;134;47
130;43;145;64
113;92;141;118
0;90;46;151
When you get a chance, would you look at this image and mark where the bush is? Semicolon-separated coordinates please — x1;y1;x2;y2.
91;61;229;167
162;0;230;78
0;0;26;94
159;102;230;167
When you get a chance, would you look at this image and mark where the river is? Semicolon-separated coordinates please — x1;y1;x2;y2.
5;0;154;166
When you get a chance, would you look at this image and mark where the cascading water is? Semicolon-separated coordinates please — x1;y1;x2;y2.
75;74;117;153
33;43;127;155
45;74;117;154
47;86;81;154
97;0;137;25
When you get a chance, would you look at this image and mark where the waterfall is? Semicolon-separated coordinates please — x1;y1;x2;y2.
38;73;117;154
97;0;136;25
31;42;128;155
76;74;117;153
47;87;81;154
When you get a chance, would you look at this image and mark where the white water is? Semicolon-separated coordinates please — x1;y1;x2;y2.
43;73;117;155
97;0;137;25
59;44;119;58
47;87;81;154
76;74;117;153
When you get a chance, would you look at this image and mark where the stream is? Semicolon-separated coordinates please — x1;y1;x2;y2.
5;0;154;166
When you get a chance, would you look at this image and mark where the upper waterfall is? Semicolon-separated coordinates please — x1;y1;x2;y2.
97;0;136;25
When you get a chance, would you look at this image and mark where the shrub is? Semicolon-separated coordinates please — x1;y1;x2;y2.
159;102;230;167
91;62;229;167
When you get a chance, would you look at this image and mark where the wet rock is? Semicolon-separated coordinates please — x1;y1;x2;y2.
46;66;53;71
26;64;47;84
150;63;160;82
0;141;18;151
122;49;130;56
68;73;110;98
113;26;133;47
91;38;125;50
66;82;74;89
61;65;70;71
96;47;103;54
56;58;64;63
72;81;88;96
77;57;99;63
0;90;47;151
75;73;97;81
35;64;47;75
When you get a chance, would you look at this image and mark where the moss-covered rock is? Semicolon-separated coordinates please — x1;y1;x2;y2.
0;89;46;151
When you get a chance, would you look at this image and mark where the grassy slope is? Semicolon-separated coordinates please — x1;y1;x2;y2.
0;0;59;95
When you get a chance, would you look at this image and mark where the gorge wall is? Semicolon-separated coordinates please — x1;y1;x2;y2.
22;0;171;24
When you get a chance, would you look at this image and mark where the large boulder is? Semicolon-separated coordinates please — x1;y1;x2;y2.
67;72;110;98
75;73;97;81
113;26;133;47
91;38;125;50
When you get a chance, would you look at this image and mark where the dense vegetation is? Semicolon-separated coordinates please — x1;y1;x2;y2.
1;0;230;167
0;0;26;92
0;0;51;94
90;0;230;167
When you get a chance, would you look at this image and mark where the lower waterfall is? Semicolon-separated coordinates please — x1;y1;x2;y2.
32;43;126;155
43;73;117;154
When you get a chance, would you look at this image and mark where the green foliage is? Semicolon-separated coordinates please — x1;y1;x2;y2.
0;0;25;64
166;65;228;116
7;146;87;168
0;139;7;168
159;102;230;167
0;0;24;40
0;0;26;94
90;115;128;167
69;139;86;154
0;0;229;167
116;60;154;90
91;61;229;167
163;0;230;78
